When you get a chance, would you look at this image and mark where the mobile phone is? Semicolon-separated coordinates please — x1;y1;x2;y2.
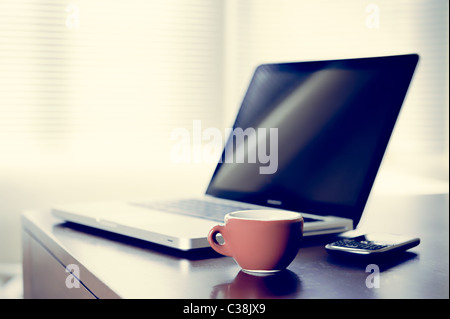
325;233;420;258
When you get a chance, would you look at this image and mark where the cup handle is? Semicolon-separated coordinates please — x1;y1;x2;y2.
207;225;232;257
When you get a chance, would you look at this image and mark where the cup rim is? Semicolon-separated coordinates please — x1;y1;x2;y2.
225;210;303;222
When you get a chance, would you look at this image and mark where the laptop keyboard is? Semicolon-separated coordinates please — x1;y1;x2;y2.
131;199;322;223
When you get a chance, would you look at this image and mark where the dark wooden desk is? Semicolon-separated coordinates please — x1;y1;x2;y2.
22;193;448;299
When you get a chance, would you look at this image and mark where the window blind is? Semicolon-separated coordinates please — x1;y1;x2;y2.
1;0;448;167
223;0;449;156
0;0;224;165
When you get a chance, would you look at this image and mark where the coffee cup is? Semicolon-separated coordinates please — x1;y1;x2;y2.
207;210;303;273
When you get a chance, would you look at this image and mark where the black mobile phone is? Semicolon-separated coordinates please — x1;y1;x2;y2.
325;233;420;258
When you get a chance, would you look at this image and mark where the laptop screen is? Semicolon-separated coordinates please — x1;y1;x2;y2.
206;54;419;226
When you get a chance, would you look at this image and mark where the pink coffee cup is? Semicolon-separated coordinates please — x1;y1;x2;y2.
207;210;304;273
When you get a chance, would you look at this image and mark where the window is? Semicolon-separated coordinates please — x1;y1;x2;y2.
224;0;449;158
1;0;448;169
0;0;224;166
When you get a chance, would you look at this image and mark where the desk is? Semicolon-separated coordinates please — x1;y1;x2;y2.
22;194;448;299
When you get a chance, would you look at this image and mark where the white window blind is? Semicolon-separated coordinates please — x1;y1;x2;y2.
224;0;449;157
0;0;223;166
1;0;448;168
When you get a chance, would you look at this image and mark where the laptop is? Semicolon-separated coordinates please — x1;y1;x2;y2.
52;54;419;250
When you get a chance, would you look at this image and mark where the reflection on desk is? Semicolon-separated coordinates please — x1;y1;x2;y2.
211;270;301;299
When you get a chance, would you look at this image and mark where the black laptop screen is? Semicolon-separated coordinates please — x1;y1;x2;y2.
205;54;418;225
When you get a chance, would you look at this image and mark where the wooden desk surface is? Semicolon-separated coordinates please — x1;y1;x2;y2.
22;193;448;299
